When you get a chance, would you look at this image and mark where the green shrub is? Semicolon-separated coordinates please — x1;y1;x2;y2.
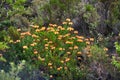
0;30;11;42
0;42;9;62
115;42;120;54
8;26;20;41
0;70;20;80
31;0;81;24
0;60;25;80
0;0;30;29
84;44;114;80
0;42;9;50
112;42;120;70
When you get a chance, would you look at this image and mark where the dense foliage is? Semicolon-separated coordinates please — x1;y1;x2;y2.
0;0;120;80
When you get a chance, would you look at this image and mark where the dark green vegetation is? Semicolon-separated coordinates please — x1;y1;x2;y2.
0;0;120;80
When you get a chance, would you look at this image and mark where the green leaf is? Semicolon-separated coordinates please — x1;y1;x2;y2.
0;42;9;50
6;0;13;4
0;56;6;62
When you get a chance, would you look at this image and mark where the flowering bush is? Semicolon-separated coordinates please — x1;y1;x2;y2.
6;19;96;79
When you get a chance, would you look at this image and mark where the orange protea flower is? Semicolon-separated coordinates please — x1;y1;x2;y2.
68;22;73;25
77;39;83;42
57;26;62;28
64;33;70;37
44;44;49;47
17;29;21;32
50;66;53;69
35;29;40;32
85;38;89;41
64;66;67;70
16;40;20;43
67;27;74;31
104;47;108;51
76;36;84;39
62;22;67;25
38;56;45;61
59;48;63;51
57;67;62;71
32;34;38;38
50;75;53;78
60;66;62;69
50;29;55;32
65;41;73;44
65;58;70;62
48;41;53;44
67;52;71;55
25;31;31;36
57;67;61;71
89;38;94;41
9;40;13;43
30;43;36;47
49;23;53;26
66;18;71;22
51;46;55;50
45;47;48;50
61;27;65;30
34;50;38;54
74;31;78;34
77;57;81;60
44;38;48;41
57;37;62;40
87;54;92;57
23;46;28;49
32;25;39;28
77;51;82;55
20;36;24;38
40;27;46;31
48;62;52;66
74;45;78;49
46;27;50;31
61;60;64;63
54;31;59;34
20;33;25;36
86;41;90;45
53;24;57;27
69;47;73;50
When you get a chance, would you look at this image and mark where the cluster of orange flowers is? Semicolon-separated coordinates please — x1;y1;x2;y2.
7;18;112;80
18;19;95;58
62;18;73;25
47;58;70;71
12;18;101;79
